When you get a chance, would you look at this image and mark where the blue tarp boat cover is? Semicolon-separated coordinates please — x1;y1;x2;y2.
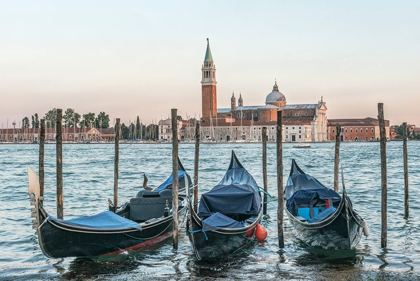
286;189;341;216
48;211;141;230
285;160;341;217
202;212;244;231
198;151;261;219
284;160;335;200
154;170;187;192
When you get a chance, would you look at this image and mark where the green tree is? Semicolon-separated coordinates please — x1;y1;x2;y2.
136;116;140;139
63;108;75;128
79;112;95;128
31;113;40;128
176;115;183;121
120;123;129;139
94;112;110;128
44;109;57;128
22;117;30;129
73;113;81;128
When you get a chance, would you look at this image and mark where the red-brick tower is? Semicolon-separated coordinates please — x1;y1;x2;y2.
201;38;217;122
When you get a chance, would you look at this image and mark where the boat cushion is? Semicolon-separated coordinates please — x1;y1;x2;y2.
48;211;141;230
308;207;336;223
202;212;244;231
298;207;319;220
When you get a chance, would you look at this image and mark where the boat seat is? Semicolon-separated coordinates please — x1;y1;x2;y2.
297;207;319;220
130;190;174;221
308;207;336;223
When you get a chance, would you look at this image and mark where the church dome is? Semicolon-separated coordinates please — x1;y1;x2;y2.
265;81;286;104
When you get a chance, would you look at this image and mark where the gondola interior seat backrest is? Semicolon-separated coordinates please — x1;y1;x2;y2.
130;190;179;221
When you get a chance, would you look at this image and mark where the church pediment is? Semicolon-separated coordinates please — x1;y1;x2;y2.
86;128;101;135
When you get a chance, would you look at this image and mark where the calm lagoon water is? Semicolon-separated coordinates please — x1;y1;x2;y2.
0;142;419;280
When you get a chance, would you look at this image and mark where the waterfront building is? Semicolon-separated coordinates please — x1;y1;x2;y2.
327;117;390;141
0;126;115;143
198;39;328;142
158;118;182;141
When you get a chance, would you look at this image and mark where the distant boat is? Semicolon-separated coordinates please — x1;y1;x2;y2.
293;143;311;148
27;158;192;258
284;160;368;249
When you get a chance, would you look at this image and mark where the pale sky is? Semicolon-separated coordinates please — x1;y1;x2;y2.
1;1;419;127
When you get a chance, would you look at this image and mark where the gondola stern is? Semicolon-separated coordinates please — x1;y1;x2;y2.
27;166;41;202
27;167;42;230
229;150;244;169
289;159;306;176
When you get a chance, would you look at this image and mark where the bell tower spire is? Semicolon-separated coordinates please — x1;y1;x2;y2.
201;38;217;121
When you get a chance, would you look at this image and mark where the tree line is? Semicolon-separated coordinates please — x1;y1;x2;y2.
120;116;159;140
21;109;160;140
21;109;111;129
392;123;420;140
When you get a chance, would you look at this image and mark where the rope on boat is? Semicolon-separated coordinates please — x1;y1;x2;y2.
258;187;273;198
187;228;208;240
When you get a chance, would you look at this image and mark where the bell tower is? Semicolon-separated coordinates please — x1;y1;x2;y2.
201;38;217;122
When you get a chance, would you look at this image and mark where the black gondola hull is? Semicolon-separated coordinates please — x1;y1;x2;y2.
36;206;183;258
286;198;363;249
186;209;258;260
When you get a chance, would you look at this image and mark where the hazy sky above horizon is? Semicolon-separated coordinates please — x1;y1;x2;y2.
1;1;419;127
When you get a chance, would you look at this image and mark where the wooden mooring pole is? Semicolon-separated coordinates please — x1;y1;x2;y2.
277;111;284;248
193;121;200;213
378;103;387;248
114;118;120;212
171;109;179;250
39;119;45;201
56;109;63;219
262;127;268;215
334;123;341;192
403;122;409;218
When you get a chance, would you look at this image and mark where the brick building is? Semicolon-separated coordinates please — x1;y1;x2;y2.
327;118;390;141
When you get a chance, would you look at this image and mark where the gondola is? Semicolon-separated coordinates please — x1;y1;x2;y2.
284;159;368;250
186;151;263;260
27;159;192;258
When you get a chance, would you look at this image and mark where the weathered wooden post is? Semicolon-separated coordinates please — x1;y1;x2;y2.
403;122;409;218
334;123;341;192
193;121;200;213
277;111;284;248
56;109;63;219
39;119;45;201
262;126;268;215
114;118;120;212
378;103;387;248
171;109;179;249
